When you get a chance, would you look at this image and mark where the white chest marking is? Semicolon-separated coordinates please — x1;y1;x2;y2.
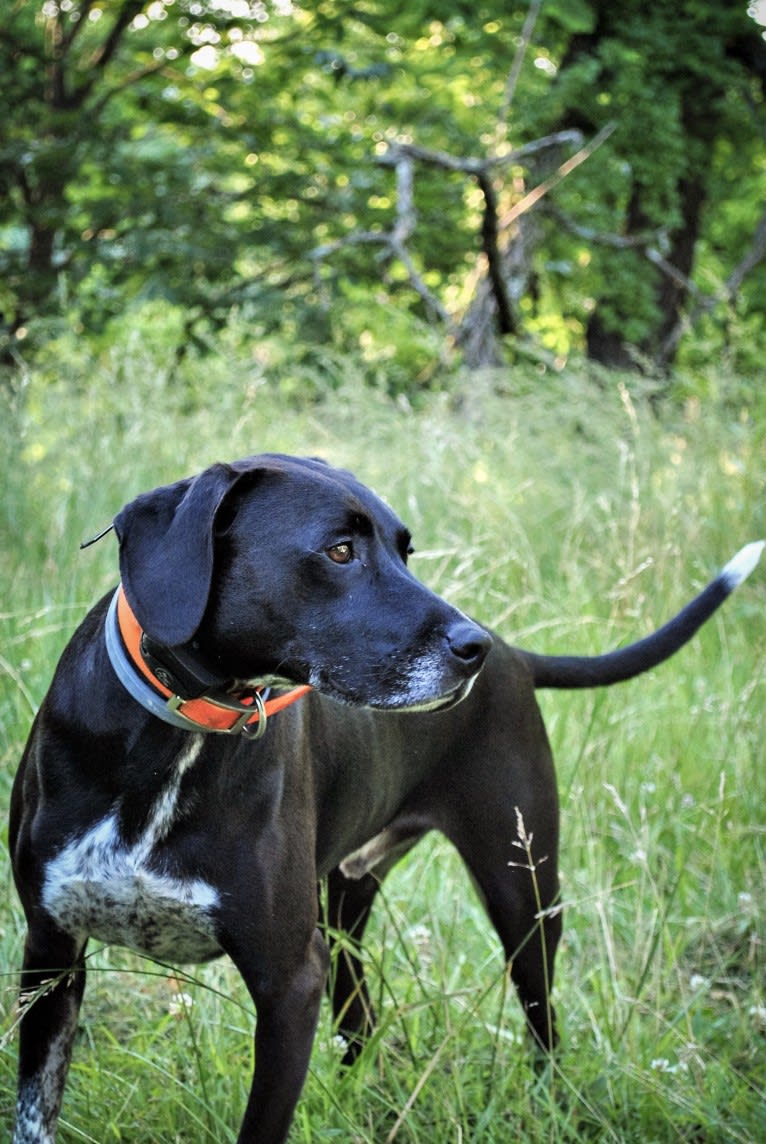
42;738;223;963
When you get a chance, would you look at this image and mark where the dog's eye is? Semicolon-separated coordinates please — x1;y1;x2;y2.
327;542;354;565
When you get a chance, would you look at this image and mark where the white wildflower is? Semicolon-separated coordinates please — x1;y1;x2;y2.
748;1004;766;1029
168;992;194;1018
650;1057;688;1074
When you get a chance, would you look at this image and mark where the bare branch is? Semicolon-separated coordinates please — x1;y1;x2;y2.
312;122;607;351
378;130;583;178
309;231;389;261
378;142;485;175
389;238;456;328
308;153;452;329
391;155;416;244
498;0;544;129
547;204;707;298
544;206;656;251
725;206;766;297
499;122;617;230
503;129;584;165
644;247;705;299
657;205;766;365
548;197;766;368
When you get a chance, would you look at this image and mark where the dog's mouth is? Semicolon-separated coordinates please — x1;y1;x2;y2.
382;674;478;714
305;669;479;715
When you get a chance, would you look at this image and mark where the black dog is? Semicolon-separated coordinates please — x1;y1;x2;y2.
10;455;762;1143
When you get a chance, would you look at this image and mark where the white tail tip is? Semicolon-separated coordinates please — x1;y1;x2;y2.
722;541;765;589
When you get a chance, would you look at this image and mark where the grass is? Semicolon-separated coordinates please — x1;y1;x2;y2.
1;333;764;1141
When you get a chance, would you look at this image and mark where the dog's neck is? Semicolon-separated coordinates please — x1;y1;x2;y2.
105;587;311;738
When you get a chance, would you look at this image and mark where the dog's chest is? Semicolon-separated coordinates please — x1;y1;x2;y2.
42;739;223;963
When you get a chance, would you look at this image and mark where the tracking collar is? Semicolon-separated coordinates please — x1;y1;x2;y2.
105;586;311;737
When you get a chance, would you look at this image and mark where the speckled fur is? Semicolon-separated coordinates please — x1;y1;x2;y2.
42;737;222;962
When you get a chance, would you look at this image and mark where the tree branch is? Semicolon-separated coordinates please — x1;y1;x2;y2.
313;125;607;347
544;205;657;251
378;130;583;177
309;145;455;326
58;0;99;55
391;154;416;244
499;122;617;229
309;231;392;261
89;57;186;117
477;171;516;334
69;0;146;107
657;204;766;365
497;0;544;129
389;237;455;327
725;206;766;297
547;197;766;367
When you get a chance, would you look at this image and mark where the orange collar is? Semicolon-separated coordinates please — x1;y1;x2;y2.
110;586;311;737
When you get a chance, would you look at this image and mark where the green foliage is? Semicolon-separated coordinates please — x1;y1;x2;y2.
537;0;766;361
1;2;764;373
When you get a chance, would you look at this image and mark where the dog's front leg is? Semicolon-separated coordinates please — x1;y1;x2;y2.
231;926;329;1144
13;927;87;1144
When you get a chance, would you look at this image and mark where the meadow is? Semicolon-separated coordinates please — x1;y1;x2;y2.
1;332;764;1142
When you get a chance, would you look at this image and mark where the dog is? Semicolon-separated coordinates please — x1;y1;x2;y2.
10;453;762;1144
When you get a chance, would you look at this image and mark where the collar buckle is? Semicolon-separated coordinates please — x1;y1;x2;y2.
165;688;269;738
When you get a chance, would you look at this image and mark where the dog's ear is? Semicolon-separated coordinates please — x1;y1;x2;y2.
113;463;248;646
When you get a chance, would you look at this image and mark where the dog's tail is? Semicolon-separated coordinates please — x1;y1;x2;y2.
523;541;763;690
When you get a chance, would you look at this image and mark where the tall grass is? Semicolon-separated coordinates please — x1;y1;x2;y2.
1;332;764;1141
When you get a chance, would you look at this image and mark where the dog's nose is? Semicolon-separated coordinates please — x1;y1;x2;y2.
447;621;492;672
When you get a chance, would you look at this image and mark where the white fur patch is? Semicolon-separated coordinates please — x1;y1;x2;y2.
14;1081;55;1144
13;1022;74;1144
721;541;764;590
308;650;478;712
42;738;222;963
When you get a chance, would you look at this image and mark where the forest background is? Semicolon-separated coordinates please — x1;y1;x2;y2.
2;0;766;382
1;3;766;1142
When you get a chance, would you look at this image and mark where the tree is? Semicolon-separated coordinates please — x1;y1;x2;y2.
1;1;765;374
0;1;279;352
537;0;766;369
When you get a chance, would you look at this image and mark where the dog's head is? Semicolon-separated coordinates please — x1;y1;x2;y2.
113;455;491;712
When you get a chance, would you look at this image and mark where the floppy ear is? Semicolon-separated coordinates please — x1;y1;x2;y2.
113;462;248;646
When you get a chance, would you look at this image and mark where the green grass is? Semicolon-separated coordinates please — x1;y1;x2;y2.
1;336;765;1141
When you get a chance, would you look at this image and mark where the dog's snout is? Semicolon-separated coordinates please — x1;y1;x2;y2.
447;620;492;671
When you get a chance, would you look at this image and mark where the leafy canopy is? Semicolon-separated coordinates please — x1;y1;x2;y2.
1;1;764;373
